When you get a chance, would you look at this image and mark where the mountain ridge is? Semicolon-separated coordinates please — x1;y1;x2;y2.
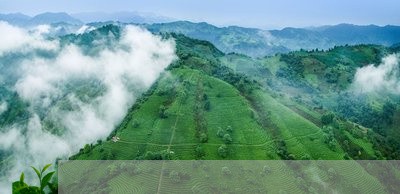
1;12;400;57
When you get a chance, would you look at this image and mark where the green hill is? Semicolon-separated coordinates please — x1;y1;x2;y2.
72;28;400;161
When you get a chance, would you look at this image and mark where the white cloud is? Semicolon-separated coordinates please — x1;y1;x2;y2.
0;101;7;115
0;23;176;193
0;127;21;150
31;24;51;35
76;25;95;34
353;54;400;94
0;21;59;56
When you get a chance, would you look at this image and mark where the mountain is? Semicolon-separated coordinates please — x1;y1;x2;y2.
272;23;400;47
146;21;400;57
146;21;290;57
316;24;400;45
0;12;82;26
72;11;175;24
2;12;400;58
30;12;82;25
0;13;31;25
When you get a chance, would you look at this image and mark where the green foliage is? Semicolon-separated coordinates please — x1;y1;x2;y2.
83;144;91;154
13;164;55;194
223;134;233;144
221;166;231;176
204;100;211;111
159;105;168;119
218;144;228;158
321;112;335;125
199;132;208;143
169;170;181;183
226;126;233;133
216;127;225;138
195;145;206;159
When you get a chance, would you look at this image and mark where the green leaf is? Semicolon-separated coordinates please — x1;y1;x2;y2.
41;164;52;174
18;186;41;194
31;166;41;180
12;181;28;194
19;172;24;183
40;171;55;190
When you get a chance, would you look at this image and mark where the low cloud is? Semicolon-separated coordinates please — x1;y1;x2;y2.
0;21;59;56
0;22;176;192
352;54;400;94
0;101;7;115
76;25;96;34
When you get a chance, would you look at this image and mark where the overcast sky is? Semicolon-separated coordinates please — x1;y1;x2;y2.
1;0;399;29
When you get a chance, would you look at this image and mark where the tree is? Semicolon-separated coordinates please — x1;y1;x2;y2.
328;168;337;181
301;154;311;160
159;105;168;119
262;165;271;175
218;144;228;158
382;101;396;124
221;167;231;176
321;112;335;125
216;127;225;138
132;120;140;128
195;145;205;158
107;164;119;177
204;100;211;111
223;134;233;144
83;144;91;154
226;126;233;133
169;171;181;183
199;132;208;143
144;151;155;160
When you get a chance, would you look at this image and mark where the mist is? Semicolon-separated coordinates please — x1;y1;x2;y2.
0;101;7;115
352;54;400;94
0;22;176;192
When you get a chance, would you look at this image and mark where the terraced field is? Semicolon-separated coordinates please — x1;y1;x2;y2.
74;65;350;161
59;160;399;194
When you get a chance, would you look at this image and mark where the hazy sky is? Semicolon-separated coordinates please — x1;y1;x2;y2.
1;0;399;29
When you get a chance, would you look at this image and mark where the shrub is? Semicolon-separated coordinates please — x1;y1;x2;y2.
199;132;208;143
223;134;233;144
169;171;181;183
216;128;225;138
218;144;228;158
321;112;335;125
221;167;231;176
226;126;233;133
159;105;168;119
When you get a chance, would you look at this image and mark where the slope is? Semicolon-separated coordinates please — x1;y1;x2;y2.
72;32;346;160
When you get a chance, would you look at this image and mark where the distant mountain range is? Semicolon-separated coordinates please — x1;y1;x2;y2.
1;12;400;57
71;11;175;24
146;21;400;57
0;12;83;26
0;11;174;26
